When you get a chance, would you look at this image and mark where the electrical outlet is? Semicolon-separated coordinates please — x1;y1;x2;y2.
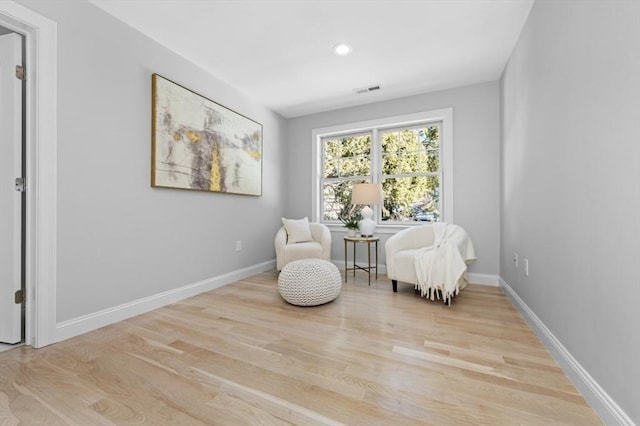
235;240;242;252
523;259;529;277
513;253;519;268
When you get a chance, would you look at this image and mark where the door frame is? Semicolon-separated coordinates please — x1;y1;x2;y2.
0;1;57;347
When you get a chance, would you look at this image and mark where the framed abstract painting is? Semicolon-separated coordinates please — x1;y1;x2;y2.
151;74;263;196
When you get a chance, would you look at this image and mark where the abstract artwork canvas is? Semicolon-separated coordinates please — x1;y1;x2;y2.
151;74;263;196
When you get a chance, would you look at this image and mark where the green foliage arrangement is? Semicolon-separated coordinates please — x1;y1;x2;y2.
339;208;361;229
338;205;362;229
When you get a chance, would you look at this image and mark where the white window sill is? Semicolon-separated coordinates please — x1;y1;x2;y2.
324;222;436;235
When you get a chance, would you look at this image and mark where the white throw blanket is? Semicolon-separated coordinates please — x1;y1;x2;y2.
413;223;476;305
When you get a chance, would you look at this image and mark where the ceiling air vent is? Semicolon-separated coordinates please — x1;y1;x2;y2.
354;84;381;94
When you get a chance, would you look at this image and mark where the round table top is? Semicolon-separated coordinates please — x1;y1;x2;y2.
344;235;380;242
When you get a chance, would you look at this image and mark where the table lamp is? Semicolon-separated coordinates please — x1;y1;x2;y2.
351;183;382;237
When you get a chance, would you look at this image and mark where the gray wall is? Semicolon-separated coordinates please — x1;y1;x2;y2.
17;0;286;322
500;1;640;422
286;82;500;276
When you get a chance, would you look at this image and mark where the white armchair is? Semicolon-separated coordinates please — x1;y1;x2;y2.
386;225;437;292
275;223;332;271
385;223;475;297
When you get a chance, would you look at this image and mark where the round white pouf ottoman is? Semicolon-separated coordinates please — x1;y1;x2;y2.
278;259;342;306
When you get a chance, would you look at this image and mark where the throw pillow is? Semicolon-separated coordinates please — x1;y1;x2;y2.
282;217;312;243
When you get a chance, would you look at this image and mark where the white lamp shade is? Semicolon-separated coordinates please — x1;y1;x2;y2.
352;183;382;206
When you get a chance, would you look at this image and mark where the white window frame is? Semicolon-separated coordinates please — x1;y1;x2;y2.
312;108;453;232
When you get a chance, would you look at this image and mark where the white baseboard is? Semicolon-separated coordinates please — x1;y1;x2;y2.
468;273;499;286
499;278;634;426
332;259;499;288
54;260;276;343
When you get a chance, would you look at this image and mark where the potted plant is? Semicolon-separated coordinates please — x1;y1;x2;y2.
339;209;361;237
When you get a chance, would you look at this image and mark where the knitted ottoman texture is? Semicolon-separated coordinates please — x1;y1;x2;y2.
278;259;342;306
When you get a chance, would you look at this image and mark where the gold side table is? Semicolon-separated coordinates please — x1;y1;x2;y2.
344;236;379;285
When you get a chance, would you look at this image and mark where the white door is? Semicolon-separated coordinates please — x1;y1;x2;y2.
0;33;23;344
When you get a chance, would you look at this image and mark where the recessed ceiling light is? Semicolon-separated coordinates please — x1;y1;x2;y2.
333;43;352;56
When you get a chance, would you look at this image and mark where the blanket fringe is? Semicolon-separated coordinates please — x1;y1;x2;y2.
416;284;455;305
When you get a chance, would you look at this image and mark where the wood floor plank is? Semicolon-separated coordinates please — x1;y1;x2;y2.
0;271;602;425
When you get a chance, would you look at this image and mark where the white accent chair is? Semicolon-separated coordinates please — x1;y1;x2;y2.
385;224;474;294
275;223;332;271
386;225;436;292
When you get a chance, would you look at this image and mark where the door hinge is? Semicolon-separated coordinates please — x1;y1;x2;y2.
15;65;25;81
15;289;24;304
15;177;25;192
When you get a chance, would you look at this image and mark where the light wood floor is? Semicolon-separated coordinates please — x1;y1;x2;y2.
0;271;601;425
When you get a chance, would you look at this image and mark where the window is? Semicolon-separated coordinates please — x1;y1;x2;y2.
312;109;453;227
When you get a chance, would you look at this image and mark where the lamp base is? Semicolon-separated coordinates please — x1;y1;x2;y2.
358;205;376;237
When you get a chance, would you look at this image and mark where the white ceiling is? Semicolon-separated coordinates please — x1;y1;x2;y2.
89;0;534;118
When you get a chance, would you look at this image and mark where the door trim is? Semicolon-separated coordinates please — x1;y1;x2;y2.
0;1;57;347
